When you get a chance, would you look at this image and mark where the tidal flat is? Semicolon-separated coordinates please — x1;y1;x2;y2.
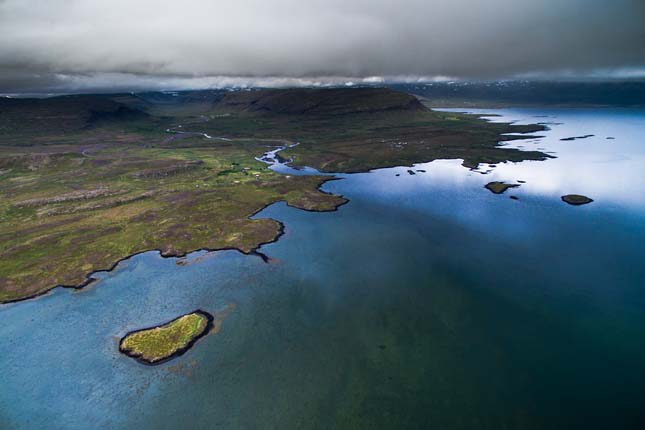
1;107;644;429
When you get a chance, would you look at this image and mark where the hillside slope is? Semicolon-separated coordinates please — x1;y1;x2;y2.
213;87;425;116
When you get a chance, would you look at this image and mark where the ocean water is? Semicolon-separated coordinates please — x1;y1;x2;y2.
1;108;644;429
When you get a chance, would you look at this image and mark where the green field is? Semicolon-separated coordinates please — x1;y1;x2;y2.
0;87;547;302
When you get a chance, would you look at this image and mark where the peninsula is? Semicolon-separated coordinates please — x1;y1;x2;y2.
0;87;548;303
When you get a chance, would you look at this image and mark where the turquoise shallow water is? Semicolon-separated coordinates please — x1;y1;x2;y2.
1;108;645;429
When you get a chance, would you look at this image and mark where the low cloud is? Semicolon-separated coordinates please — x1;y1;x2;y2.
1;0;644;92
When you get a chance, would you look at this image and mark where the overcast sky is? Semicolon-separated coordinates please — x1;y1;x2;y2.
1;0;644;93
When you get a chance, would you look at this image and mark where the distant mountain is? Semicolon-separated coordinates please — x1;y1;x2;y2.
0;88;428;139
389;81;645;107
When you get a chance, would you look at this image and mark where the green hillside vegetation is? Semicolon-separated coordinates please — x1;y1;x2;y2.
0;87;547;302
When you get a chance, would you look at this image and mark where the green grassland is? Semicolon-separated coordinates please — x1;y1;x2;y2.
180;88;548;172
0;87;548;303
119;310;212;364
0;135;345;302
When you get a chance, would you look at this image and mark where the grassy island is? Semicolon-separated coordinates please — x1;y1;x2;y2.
485;181;520;194
0;87;548;303
119;310;213;365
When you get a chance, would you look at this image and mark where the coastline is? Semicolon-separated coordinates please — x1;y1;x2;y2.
0;110;544;305
280;110;550;175
0;176;348;305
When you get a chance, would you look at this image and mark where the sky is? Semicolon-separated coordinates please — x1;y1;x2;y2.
1;0;644;93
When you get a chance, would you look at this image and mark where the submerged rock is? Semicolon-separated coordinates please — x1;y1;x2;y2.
561;194;594;205
560;134;594;141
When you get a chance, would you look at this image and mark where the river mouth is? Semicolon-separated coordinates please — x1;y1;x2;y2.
1;108;644;429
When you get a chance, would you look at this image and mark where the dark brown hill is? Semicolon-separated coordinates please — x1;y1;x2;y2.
213;87;426;116
0;94;148;137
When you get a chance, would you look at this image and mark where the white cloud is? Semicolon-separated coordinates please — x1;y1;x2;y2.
0;0;643;91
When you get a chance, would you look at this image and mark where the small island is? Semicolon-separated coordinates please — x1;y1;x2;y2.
561;194;594;205
119;310;213;365
560;134;595;141
485;181;520;194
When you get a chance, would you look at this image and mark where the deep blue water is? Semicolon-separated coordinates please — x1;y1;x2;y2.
1;108;645;429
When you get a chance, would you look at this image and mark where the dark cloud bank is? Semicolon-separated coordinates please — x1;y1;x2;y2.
1;0;644;93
